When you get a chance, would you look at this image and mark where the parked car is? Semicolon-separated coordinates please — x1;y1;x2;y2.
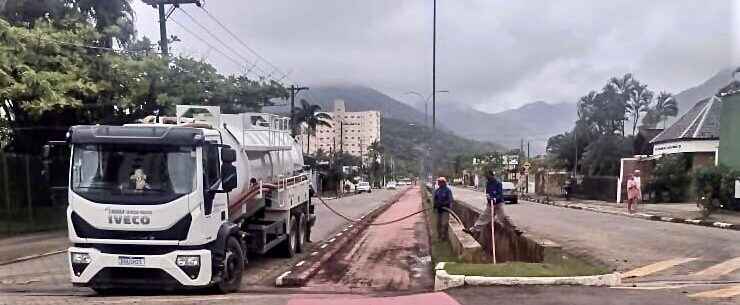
386;181;398;189
356;181;372;193
502;181;518;204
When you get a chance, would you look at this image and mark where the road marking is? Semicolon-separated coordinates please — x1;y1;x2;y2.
320;244;328;249
660;217;674;222
327;238;336;243
692;257;740;277
348;225;353;228
622;258;699;278
685;219;701;224
335;232;343;237
275;270;292;286
311;251;319;256
689;284;740;298
714;222;733;228
343;228;349;232
295;260;305;267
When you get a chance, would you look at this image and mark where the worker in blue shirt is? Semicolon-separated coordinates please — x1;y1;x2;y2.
467;170;512;234
433;177;453;241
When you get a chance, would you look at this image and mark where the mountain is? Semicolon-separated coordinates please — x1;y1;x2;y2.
435;101;577;155
670;67;736;125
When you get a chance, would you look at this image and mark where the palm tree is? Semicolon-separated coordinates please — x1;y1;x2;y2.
626;81;654;136
294;99;332;155
76;0;135;48
653;92;678;129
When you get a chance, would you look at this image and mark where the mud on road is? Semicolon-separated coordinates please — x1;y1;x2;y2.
307;187;434;293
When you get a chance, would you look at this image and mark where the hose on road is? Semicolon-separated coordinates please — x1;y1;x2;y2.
315;194;465;227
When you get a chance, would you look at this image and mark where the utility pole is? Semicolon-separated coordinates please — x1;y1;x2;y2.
287;85;310;136
143;1;202;56
573;128;578;177
432;0;437;131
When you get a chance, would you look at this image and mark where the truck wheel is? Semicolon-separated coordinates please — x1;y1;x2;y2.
277;215;297;258
217;236;244;293
296;213;306;253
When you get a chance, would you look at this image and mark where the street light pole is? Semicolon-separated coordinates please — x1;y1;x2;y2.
432;0;437;131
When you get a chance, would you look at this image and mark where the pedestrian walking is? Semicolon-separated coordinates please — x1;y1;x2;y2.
627;173;641;214
433;177;454;241
466;171;512;235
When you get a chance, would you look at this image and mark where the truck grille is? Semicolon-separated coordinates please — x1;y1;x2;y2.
89;267;180;287
71;212;191;241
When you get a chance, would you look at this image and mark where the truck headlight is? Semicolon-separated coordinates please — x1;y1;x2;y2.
176;255;200;267
71;252;91;264
70;252;91;276
176;255;201;279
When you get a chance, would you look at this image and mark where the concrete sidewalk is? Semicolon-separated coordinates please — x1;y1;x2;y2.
524;193;740;229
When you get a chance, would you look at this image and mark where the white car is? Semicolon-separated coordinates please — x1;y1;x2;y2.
356;181;372;193
386;181;398;189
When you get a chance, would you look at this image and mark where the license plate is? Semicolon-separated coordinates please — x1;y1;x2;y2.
118;256;145;266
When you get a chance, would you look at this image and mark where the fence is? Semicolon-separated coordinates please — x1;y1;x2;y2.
0;153;68;236
535;172;619;202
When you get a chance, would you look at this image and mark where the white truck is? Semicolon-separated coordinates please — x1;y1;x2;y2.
53;105;315;293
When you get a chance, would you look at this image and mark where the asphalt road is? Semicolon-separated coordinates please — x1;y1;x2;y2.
452;186;740;303
0;188;403;302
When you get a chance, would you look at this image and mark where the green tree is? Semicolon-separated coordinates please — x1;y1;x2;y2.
642;92;677;129
626;81;654;136
294;99;332;155
76;0;134;48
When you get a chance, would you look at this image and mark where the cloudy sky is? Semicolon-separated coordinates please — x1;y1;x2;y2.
132;0;739;113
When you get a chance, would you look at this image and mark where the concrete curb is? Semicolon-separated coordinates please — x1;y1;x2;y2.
275;188;411;287
0;249;66;266
521;195;740;232
434;262;622;291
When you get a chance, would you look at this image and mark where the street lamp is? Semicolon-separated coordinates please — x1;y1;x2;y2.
404;90;449;127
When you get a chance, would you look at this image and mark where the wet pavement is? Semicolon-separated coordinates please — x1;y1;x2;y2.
308;186;434;292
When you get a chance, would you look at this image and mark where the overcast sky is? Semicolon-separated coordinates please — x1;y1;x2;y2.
132;0;739;113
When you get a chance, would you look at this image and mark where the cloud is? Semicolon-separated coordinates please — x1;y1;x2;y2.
133;0;736;113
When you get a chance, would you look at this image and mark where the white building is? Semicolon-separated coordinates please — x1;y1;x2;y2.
300;99;381;163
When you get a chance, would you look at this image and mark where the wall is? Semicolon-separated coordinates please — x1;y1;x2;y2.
720;93;740;170
449;199;560;263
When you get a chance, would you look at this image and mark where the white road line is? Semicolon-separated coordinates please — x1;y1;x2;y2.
692;257;740;277
295;260;305;267
311;251;319;256
320;244;328;249
685;219;702;224
690;284;740;298
335;232;343;237
327;238;336;243
275;270;292;286
622;257;699;278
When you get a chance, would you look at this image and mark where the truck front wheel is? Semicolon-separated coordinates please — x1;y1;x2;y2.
217;236;244;293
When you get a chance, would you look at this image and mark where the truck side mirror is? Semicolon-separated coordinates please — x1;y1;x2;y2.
221;163;237;192
221;147;236;163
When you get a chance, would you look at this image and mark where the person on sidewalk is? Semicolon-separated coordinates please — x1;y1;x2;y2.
433;177;454;241
627;174;641;214
466;171;512;235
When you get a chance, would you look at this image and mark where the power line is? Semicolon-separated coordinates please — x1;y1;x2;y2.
176;7;271;80
198;6;288;80
169;16;248;71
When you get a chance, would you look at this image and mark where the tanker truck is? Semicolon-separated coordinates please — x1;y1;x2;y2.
56;105;316;293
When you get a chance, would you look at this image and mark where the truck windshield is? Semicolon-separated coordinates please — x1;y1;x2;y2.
71;144;196;205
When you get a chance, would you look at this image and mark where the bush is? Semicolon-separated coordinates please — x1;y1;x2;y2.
649;154;691;203
693;165;739;215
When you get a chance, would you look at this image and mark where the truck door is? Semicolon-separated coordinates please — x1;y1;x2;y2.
200;142;227;240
